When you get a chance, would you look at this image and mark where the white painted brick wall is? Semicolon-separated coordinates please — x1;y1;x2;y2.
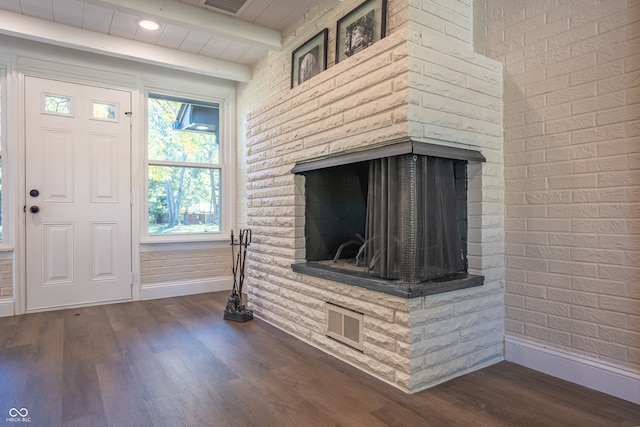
238;0;504;392
475;0;640;372
140;248;231;285
0;260;12;298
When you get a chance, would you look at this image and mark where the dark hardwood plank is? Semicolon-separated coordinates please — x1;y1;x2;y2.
0;291;638;427
20;373;63;427
447;365;617;426
272;362;391;426
218;369;342;427
371;400;458;427
155;346;238;389
61;412;108;427
112;327;178;401
0;345;32;419
3;311;43;347
61;333;105;423
18;316;64;427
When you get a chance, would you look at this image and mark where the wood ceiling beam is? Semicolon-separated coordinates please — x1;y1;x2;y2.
87;0;282;50
0;10;252;82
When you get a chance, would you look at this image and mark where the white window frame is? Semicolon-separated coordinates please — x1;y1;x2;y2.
0;63;10;250
142;85;236;244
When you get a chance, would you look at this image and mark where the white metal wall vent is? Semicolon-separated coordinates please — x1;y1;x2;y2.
202;0;249;14
326;303;363;351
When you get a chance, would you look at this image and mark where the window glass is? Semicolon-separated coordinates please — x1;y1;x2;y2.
148;96;219;163
148;165;221;234
0;78;2;151
147;94;222;236
44;94;72;115
0;147;2;241
92;101;117;120
0;70;3;240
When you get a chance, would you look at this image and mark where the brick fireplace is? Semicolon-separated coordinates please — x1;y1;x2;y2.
241;0;505;393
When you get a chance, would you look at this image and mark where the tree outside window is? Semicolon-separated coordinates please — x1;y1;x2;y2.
0;70;4;240
147;94;221;235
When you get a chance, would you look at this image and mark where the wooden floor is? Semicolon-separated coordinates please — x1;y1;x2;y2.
0;292;638;427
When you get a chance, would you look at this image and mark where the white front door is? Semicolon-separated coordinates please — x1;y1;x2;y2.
25;76;132;311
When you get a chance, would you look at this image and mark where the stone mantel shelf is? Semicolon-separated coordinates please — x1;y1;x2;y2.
292;262;484;298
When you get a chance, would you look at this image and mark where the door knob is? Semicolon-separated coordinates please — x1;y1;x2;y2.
29;206;40;213
29;189;40;197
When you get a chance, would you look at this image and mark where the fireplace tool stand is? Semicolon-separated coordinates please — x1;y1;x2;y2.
224;229;253;322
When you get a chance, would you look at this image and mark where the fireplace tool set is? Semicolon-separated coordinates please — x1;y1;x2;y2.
224;229;254;322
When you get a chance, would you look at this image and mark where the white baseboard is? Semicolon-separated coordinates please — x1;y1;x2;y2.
505;336;640;405
0;299;14;317
140;277;233;300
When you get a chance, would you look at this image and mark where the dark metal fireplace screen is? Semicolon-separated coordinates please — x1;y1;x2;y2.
366;154;467;282
299;153;467;283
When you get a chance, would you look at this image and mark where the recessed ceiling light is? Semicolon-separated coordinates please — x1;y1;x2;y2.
138;19;160;31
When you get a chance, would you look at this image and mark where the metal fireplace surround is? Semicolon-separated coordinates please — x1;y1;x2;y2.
291;138;486;298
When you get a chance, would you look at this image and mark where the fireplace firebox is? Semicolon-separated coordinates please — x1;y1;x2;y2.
292;138;486;298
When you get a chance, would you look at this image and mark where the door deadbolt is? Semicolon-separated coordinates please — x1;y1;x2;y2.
29;189;39;197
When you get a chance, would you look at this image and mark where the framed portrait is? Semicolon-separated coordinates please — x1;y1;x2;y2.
336;0;387;63
291;29;329;88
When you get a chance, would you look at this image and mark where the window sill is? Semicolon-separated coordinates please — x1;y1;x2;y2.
0;248;13;261
140;239;230;252
291;262;484;299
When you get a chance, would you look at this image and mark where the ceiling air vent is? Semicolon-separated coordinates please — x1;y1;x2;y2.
326;303;363;351
203;0;248;14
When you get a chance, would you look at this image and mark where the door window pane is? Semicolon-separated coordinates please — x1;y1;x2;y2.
44;94;73;115
92;101;117;120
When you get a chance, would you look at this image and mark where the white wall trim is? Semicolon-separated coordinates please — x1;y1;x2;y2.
140;277;233;300
0;299;14;317
505;336;640;405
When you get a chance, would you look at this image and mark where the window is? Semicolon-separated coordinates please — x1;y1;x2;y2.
146;93;222;237
92;100;117;120
43;94;73;115
0;66;4;241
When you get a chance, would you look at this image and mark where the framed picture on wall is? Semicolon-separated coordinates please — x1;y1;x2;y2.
291;29;329;88
336;0;387;63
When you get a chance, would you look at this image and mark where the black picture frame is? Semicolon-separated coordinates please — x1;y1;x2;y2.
291;29;329;88
336;0;387;63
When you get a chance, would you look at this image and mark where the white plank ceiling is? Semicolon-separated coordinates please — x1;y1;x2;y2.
0;0;340;79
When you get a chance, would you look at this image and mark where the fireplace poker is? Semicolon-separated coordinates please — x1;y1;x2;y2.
238;229;251;298
230;230;238;292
